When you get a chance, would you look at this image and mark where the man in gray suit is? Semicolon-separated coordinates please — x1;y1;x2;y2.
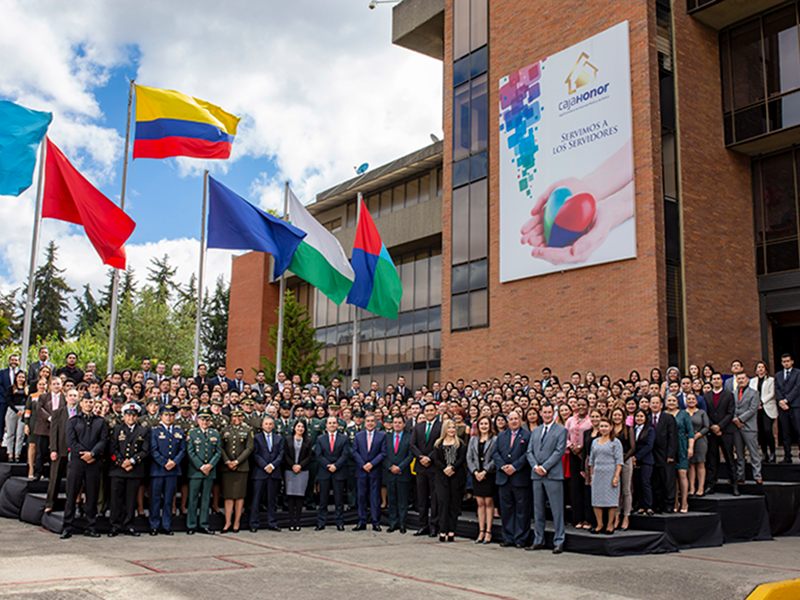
732;372;762;484
526;403;567;554
27;347;55;383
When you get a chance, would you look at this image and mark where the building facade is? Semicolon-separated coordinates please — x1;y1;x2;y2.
227;0;800;386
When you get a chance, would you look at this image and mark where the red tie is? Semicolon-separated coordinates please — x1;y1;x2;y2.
394;434;400;453
739;389;743;401
330;433;335;449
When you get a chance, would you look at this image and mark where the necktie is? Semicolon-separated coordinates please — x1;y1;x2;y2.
540;425;548;447
653;414;658;428
739;389;743;402
733;378;738;391
394;433;400;453
53;394;59;410
367;431;373;452
425;422;431;442
330;433;335;449
786;370;790;380
510;430;516;446
267;433;272;452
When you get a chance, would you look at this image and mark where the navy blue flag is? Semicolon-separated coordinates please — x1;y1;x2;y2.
207;176;306;277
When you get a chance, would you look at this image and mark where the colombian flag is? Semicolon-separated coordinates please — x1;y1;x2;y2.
346;199;402;319
133;85;240;160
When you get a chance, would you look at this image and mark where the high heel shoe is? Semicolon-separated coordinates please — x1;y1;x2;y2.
475;530;485;544
447;533;455;542
438;534;446;542
482;532;492;544
221;526;231;534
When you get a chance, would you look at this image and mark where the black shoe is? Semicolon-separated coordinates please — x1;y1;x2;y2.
413;527;429;537
249;528;258;533
781;457;793;464
232;528;239;534
107;530;119;537
84;530;100;538
525;543;545;551
266;525;281;532
160;529;173;536
197;527;214;535
515;542;525;548
704;487;714;495
399;526;406;534
353;523;367;531
499;541;515;547
386;526;397;533
60;529;72;540
337;525;345;531
767;454;776;463
315;525;325;531
428;530;437;538
124;529;140;537
187;529;195;535
373;524;382;532
149;529;158;536
552;545;564;554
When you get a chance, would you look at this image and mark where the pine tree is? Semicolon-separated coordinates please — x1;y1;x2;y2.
72;284;100;336
0;289;21;346
29;241;73;341
263;289;338;384
146;254;178;306
202;276;229;368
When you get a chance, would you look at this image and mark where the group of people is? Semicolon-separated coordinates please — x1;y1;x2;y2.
0;348;793;552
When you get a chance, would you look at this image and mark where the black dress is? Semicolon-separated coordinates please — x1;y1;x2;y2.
472;440;496;497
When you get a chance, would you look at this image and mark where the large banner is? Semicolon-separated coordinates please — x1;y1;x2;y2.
499;21;636;282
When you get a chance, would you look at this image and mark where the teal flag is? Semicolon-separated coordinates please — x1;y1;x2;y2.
0;101;52;196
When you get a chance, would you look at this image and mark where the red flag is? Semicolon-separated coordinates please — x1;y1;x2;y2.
42;138;135;269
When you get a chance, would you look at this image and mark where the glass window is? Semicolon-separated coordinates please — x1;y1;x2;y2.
380;190;392;217
414;257;429;308
753;160;765;243
346;202;357;228
452;264;469;294
367;194;380;216
767;240;800;272
419;173;430;202
470;0;488;51
436;169;443;196
399;311;414;335
769;91;800;130
731;19;765;110
406;178;419;207
469;179;488;259
764;6;800;97
428;305;441;330
360;342;372;368
430;253;442;306
330;217;342;233
413;332;428;363
762;151;796;241
721;31;733;114
470;151;488;181
326;295;338;327
452;186;470;264
662;133;677;200
469;259;488;289
454;55;470;87
470;45;488;78
734;103;767;141
429;330;442;361
393;184;405;211
386;337;399;365
469;289;489;327
454;83;471;161
373;317;386;339
386;315;398;337
400;262;414;312
399;335;414;364
451;294;469;330
470;75;488;153
315;289;326;327
454;0;470;60
414;308;428;333
453;159;470;188
372;339;385;367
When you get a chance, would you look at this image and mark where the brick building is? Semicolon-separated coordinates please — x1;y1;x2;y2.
227;0;800;388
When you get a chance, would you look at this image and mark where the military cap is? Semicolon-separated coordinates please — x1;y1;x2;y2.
241;398;255;406
147;397;161;405
160;405;177;415
111;395;125;404
179;401;192;410
363;403;375;411
122;402;140;415
280;401;292;410
253;395;266;404
353;409;364;418
327;402;340;410
211;398;223;406
303;400;315;410
197;408;213;419
230;408;245;417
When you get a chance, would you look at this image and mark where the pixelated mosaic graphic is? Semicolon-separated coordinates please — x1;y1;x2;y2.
499;60;543;197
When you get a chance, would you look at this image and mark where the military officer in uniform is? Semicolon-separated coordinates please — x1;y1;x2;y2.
139;398;162;430
175;401;196;516
186;408;221;535
242;397;259;429
209;398;229;514
345;410;364;509
221;408;254;533
149;405;186;535
275;401;295;438
108;402;149;537
253;394;267;423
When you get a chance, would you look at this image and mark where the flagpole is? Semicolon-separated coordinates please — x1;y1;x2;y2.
350;192;362;384
193;170;209;376
106;78;135;376
20;140;47;370
275;181;289;377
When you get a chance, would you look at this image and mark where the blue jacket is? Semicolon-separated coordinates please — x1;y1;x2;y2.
633;424;655;466
353;429;386;480
149;424;186;477
252;431;284;480
492;428;531;487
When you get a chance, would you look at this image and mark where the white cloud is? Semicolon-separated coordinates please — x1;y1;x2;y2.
0;0;442;301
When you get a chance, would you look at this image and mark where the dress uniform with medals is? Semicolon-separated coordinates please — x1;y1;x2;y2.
186;408;221;534
139;398;162;430
275;402;296;438
209;398;230;433
175;402;197;515
148;405;186;535
108;403;149;536
220;409;254;500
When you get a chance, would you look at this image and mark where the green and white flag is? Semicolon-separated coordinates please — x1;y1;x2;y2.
287;187;355;304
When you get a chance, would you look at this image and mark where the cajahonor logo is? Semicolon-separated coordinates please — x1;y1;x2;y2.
565;52;597;94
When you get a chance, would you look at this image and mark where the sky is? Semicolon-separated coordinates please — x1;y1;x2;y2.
0;0;442;316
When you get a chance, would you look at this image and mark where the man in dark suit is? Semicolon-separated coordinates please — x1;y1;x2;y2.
60;394;108;539
148;405;186;535
45;388;80;512
493;411;532;547
250;415;284;532
108;403;150;537
156;379;175;406
525;404;567;553
384;414;413;533
193;363;210;388
0;353;19;443
352;413;386;531
209;366;233;390
410;402;442;537
315;416;351;530
33;377;64;479
27;346;54;384
704;372;738;495
775;353;800;464
649;396;679;512
395;376;413;402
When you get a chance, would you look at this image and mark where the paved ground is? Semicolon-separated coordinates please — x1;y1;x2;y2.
0;518;797;600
